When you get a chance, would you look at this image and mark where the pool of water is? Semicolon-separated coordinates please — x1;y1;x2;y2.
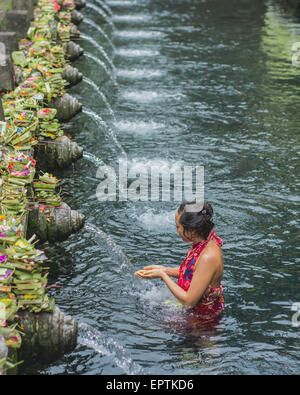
21;0;300;374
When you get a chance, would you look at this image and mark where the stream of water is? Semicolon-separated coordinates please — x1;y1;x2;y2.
22;0;300;375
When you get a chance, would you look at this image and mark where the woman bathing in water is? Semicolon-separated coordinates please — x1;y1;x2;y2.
135;202;224;320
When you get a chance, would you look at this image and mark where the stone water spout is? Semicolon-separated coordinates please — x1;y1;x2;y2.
13;64;82;88
28;202;85;243
71;9;84;25
62;65;83;87
65;40;84;61
70;24;81;40
18;306;78;363
51;93;83;122
34;135;83;170
75;0;86;10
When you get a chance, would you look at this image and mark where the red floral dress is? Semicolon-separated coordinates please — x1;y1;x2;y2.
178;231;225;320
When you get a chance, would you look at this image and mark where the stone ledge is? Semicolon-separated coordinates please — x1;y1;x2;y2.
6;10;30;39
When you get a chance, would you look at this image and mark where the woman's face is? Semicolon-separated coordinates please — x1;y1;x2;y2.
175;211;191;242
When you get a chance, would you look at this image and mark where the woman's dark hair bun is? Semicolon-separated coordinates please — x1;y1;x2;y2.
177;202;214;240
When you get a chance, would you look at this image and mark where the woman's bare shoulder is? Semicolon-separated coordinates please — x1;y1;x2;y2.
196;241;223;273
202;240;222;259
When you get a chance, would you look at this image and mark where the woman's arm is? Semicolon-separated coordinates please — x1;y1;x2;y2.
137;255;217;307
165;266;180;278
135;265;180;278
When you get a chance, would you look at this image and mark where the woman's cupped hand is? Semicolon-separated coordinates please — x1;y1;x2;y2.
134;265;166;279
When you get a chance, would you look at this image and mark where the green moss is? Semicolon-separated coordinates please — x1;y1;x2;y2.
0;9;7;30
0;1;13;11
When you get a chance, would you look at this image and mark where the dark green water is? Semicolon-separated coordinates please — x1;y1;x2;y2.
23;0;300;374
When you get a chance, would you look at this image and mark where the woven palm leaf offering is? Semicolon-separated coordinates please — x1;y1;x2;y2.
0;234;51;318
28;43;66;69
0;259;20;350
12;266;54;313
0;122;7;143
4;153;36;185
1;234;44;272
44;73;67;97
0;230;21;247
14;76;44;100
0;152;36;213
0;215;25;244
0;189;28;215
0;288;18;328
38;121;62;137
57;23;71;42
2;99;24;118
3;99;40;118
26;42;66;70
18;39;33;52
0;323;22;349
21;98;41;111
11;51;28;69
60;0;76;12
38;0;60;12
0;290;17;318
39;120;64;140
18;293;55;313
0;253;16;292
12;271;48;299
31;27;53;42
1;122;38;151
11;110;38;131
58;11;72;25
37;107;57;121
48;45;67;68
26;34;51;52
0;266;14;287
33;173;62;207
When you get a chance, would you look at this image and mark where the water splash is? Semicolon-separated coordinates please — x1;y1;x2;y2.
121;90;185;102
83;77;116;120
94;0;114;18
85;51;111;81
116;48;160;57
113;119;165;134
117;68;164;80
83;151;105;167
130;207;175;233
86;3;115;31
112;14;151;23
114;30;164;39
107;0;138;5
84;222;132;271
78;322;146;375
81;33;115;71
125;157;185;179
83;18;116;51
83;108;126;158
